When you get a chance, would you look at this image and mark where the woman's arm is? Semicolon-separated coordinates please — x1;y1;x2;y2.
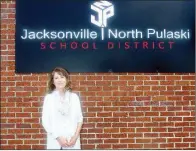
42;95;59;139
68;93;83;146
73;122;83;138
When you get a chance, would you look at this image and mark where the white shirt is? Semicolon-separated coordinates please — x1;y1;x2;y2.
42;90;83;149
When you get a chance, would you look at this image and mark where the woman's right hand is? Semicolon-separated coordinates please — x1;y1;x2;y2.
56;136;69;147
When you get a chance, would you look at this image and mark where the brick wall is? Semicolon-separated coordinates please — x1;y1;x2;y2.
0;1;195;150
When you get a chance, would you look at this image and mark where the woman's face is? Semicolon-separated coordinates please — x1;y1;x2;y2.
53;72;67;90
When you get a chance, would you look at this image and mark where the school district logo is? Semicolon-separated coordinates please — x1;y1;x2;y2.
91;1;114;27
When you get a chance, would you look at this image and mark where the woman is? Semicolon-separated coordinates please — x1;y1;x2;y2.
42;67;83;149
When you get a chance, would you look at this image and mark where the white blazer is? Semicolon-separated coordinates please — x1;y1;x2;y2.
42;90;83;149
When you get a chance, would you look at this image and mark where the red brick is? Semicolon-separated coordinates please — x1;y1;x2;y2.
160;112;175;116
175;143;189;148
144;122;159;127
23;129;39;133
112;123;127;127
182;76;195;80
176;112;190;116
88;107;102;112
135;76;150;80
183;138;195;142
113;101;129;106
8;4;15;8
7;108;22;112
168;117;182;121
166;76;181;80
96;134;111;138
144;133;158;137
1;135;15;139
183;127;195;131
88;139;103;144
129;112;144;116
24;140;39;144
183;117;194;121
96;101;111;106
128;81;143;85
152;96;167;101
151;85;166;91
129;91;143;96
136;128;151;132
113;144;127;149
175;91;190;95
32;145;44;150
96;123;111;127
8;140;23;144
88;118;103;122
145;112;159;116
81;139;87;144
16;145;31;150
112;133;127;138
176;81;190;85
80;134;95;139
168;138;182;142
1;3;7;8
152;107;166;111
97;144;111;149
1;145;16;150
160;143;174;148
160;80;175;85
128;123;143;127
136;117;151;122
152;138;166;143
87;76;102;80
81;145;95;149
88;87;102;91
97;91;111;96
175;133;189;137
96;81;110;86
168;128;183;132
0;140;7;145
103;86;118;91
119;76;134;80
104;107;119;111
104;139;119;143
120;128;135;133
160;133;174;137
16;135;31;139
152;117;167;122
136;96;151;101
104;128;119;133
144;144;158;148
120;117;135;122
152;128;167;132
183;106;194;111
136;107;150;111
113;112;128;117
128;144;143;148
110;80;127;86
128;133;143;137
120;139;134;143
144;81;159;85
159;122;174;127
113;91;128;96
8;14;15;18
151;76;165;80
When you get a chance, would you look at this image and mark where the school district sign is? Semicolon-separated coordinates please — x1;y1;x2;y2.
15;0;195;73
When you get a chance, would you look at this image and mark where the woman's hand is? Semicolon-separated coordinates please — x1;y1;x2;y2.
68;135;78;147
56;136;69;147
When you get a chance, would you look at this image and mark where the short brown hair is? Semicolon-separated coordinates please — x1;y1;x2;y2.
47;67;71;93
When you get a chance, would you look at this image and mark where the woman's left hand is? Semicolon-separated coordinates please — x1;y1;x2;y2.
68;135;77;147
